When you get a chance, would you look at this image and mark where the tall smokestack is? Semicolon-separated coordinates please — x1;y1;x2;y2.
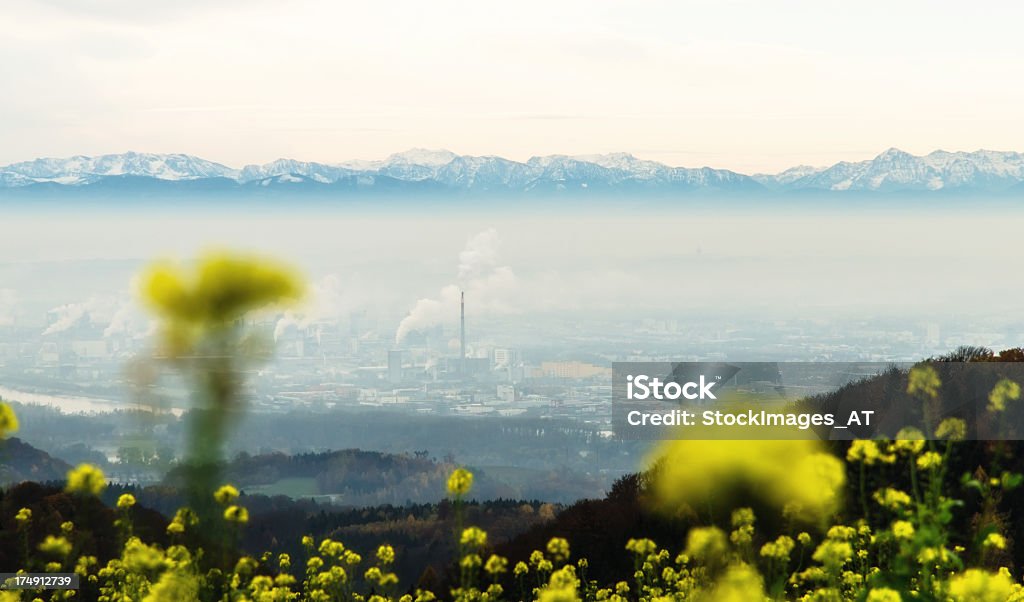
460;291;466;373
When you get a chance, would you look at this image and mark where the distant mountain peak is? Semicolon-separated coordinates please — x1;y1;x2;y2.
3;148;1024;195
384;148;457;166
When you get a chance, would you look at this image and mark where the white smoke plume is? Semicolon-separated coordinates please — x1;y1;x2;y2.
42;295;131;337
43;301;95;335
273;274;365;340
395;228;519;344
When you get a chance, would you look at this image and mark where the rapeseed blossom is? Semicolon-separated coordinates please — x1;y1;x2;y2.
223;505;249;524
447;467;474;497
142;251;303;355
651;439;845;524
214;484;240;504
66;463;106;496
947;568;1014;602
38;535;72;557
0;402;18;437
460;526;487;548
988;378;1021;412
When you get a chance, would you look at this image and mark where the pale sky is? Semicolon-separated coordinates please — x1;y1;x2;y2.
4;0;1024;173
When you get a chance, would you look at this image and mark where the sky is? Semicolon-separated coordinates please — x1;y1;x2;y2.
4;0;1024;173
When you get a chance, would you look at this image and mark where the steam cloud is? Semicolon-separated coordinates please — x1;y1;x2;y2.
273;274;366;340
395;228;518;344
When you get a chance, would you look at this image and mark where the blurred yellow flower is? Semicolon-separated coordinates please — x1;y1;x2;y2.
890;428;926;455
650;439;845;524
684;527;728;562
935;418;966;441
625;538;658;556
916;451;943;471
117;493;137;509
447;467;474;497
907;365;941;399
214;484;239;505
847;439;882;464
460;526;487;548
223;505;249;524
760;535;795;561
537;565;579;602
376;544;395;565
983;533;1006;550
703;563;765;602
15;507;32;524
66;463;106;496
547;537;570;562
38;535;72;557
866;587;902;602
947;569;1014;602
0;402;18;438
892;520;915;539
485;554;508;575
873;488;912;510
988;378;1021;413
141;251;303;355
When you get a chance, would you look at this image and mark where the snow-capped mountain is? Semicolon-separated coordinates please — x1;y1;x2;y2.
3;148;1024;195
1;152;238;185
755;148;1024;192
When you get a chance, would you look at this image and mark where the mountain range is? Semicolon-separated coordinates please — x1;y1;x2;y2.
3;148;1024;197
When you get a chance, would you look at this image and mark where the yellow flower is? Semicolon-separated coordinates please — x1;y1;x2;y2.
684;527;728;562
988;379;1021;412
38;535;72;557
907;364;941;399
935;418;966;441
873;488;912;510
797;532;812;546
891;427;926;455
847;440;882;465
460;526;487;548
983;533;1007;550
0;402;18;438
485;554;508;575
947;569;1014;602
812;540;853;569
214;484;239;504
447;467;474;497
15;507;32;524
892;520;915;539
650;439;845;524
142;251;303;326
547;537;570;562
537;566;579;602
625;538;657;556
223;505;249;524
760;536;795;560
703;563;765;601
866;587;902;602
731;507;755;527
826;525;856;541
60;521;73;534
117;493;137;509
66;464;106;496
513;561;529;576
376;544;395;565
144;570;199;602
916;451;943;471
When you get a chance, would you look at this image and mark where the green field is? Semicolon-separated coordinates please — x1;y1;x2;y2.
245;477;319;497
